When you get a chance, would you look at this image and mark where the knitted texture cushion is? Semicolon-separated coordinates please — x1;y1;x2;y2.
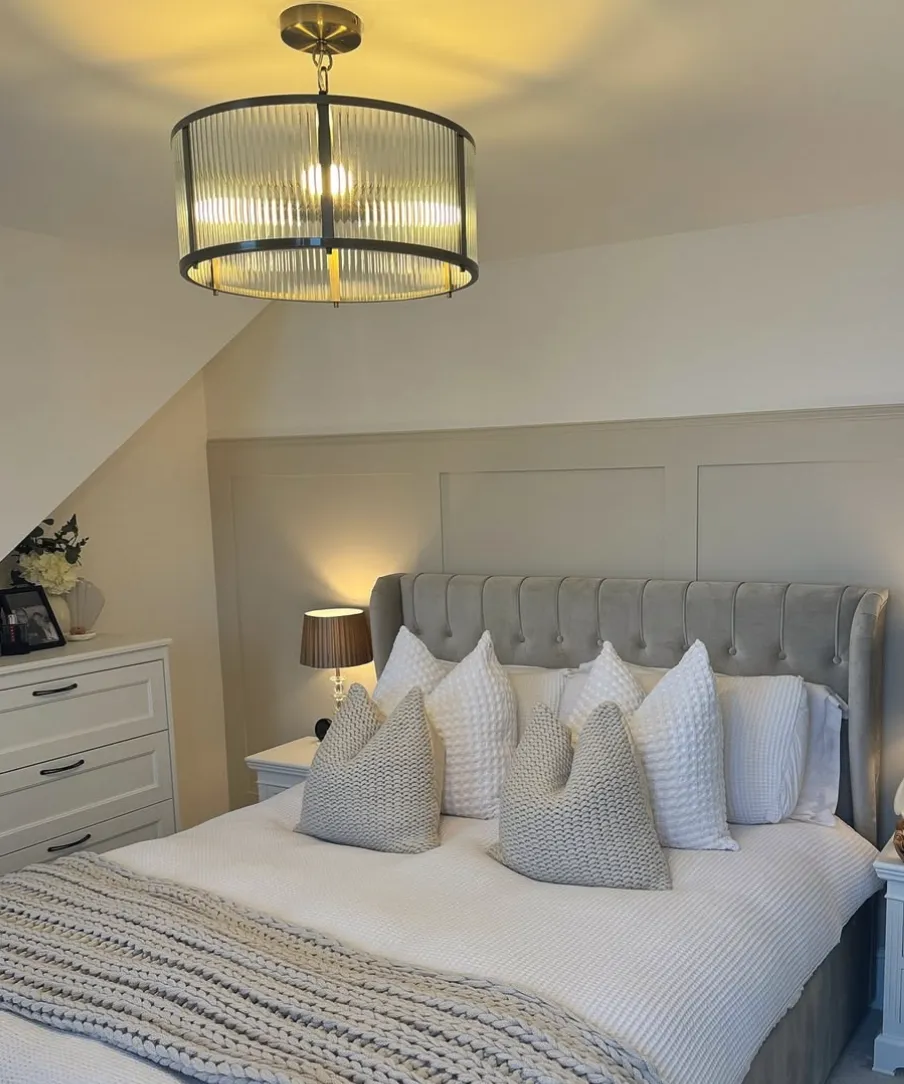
373;628;517;819
569;641;736;852
490;701;671;889
298;684;444;853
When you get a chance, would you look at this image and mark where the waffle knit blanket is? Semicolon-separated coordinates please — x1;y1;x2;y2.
0;853;664;1084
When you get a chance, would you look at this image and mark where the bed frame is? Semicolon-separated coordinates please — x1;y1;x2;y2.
370;574;889;1084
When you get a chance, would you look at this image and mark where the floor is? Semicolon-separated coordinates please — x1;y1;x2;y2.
830;1012;886;1082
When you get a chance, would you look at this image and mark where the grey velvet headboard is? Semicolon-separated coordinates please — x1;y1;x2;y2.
370;574;888;844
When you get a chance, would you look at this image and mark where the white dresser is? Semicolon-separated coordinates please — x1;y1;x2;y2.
0;637;178;876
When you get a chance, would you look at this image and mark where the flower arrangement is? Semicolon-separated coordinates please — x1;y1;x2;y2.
11;516;89;596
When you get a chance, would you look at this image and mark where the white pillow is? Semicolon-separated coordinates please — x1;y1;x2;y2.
570;641;736;851
717;674;809;824
373;628;517;819
559;668;590;722
431;659;567;741
373;626;448;714
629;662;830;826
504;666;568;739
790;685;845;827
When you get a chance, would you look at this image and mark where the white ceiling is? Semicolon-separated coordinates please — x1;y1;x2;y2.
2;0;904;262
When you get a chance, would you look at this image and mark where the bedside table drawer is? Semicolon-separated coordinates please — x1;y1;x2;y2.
0;800;176;876
0;732;173;856
0;661;167;775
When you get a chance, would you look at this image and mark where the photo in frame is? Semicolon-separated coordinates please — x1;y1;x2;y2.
0;584;66;650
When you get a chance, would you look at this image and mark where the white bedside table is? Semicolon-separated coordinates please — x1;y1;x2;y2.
245;737;320;802
874;837;904;1074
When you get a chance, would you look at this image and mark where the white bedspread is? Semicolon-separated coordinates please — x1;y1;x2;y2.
0;788;879;1084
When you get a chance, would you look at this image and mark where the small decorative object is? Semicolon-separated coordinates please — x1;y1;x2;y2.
314;718;331;741
10;515;89;639
0;585;66;651
300;607;373;715
0;611;31;656
894;779;904;861
66;579;105;641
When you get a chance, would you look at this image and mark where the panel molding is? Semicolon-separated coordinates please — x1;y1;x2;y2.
208;404;904;826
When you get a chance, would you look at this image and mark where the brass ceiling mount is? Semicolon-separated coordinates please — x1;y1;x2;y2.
279;4;363;54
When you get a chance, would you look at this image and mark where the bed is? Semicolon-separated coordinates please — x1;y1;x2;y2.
0;574;889;1084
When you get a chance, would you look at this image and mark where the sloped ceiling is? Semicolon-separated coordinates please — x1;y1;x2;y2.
1;0;904;260
0;223;262;559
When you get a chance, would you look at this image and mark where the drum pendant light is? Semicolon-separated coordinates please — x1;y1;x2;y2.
171;4;478;304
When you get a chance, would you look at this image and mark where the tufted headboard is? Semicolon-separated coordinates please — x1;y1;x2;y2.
370;574;888;844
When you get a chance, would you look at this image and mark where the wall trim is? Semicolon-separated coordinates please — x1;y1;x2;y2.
208;401;904;450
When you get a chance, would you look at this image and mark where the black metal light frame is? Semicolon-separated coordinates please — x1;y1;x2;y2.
171;93;478;303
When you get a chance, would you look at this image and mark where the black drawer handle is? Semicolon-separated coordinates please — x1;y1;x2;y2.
47;833;91;854
39;759;85;776
32;683;78;697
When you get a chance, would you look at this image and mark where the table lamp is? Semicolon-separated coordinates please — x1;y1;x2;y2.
300;607;374;719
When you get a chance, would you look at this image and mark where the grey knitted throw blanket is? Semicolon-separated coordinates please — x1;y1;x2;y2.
0;853;665;1084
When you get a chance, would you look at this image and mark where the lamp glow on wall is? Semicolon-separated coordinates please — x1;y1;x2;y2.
171;4;477;305
300;607;373;715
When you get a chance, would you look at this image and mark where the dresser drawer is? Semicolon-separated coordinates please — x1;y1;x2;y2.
0;800;176;876
0;660;167;774
0;732;173;856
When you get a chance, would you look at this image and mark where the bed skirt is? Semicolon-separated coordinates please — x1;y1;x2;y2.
743;898;874;1084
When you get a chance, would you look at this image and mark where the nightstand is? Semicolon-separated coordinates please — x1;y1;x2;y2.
874;837;904;1074
245;737;320;802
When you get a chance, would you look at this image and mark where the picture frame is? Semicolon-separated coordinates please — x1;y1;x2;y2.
0;584;66;651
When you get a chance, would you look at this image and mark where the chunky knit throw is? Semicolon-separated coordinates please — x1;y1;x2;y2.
0;853;665;1084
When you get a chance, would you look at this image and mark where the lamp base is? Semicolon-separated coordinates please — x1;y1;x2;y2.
329;668;346;713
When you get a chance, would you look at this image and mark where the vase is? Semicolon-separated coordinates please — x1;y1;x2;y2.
48;594;71;639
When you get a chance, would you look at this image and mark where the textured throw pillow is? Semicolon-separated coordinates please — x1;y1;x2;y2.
425;632;517;818
298;684;444;853
569;641;736;851
628;663;813;825
490;702;671;889
373;626;449;715
791;684;845;827
429;661;568;742
373;628;517;818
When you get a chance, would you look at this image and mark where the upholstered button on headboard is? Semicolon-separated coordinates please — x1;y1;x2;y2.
369;574;888;844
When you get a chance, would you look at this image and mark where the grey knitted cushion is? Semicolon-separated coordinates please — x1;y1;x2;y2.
490;701;671;889
298;683;444;853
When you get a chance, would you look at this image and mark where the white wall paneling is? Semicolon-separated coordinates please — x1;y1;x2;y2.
209;405;904;820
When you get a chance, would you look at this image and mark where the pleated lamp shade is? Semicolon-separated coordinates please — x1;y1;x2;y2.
300;607;373;669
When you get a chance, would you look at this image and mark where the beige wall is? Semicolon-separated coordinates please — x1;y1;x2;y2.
0;222;262;559
49;376;228;828
209;407;904;839
204;202;904;440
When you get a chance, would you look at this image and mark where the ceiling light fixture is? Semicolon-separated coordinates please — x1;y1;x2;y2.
171;4;478;305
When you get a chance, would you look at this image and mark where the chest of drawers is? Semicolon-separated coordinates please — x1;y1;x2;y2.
0;637;178;875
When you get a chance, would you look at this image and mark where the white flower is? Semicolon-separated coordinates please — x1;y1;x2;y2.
18;552;80;596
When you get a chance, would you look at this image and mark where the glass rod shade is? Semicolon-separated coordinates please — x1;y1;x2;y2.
172;94;477;303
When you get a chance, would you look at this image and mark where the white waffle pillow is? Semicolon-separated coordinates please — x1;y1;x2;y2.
373;627;517;819
373;626;449;715
569;641;736;851
627;662;813;826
